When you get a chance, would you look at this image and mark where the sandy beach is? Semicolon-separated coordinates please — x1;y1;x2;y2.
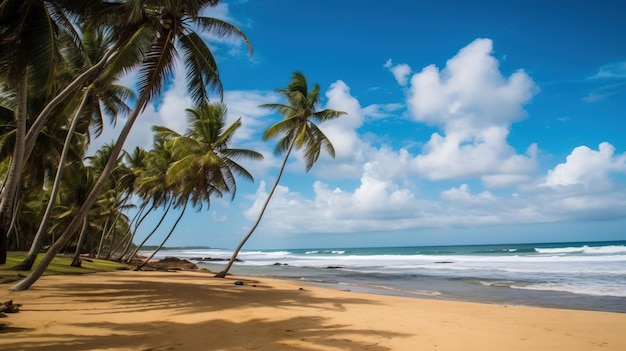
1;270;624;351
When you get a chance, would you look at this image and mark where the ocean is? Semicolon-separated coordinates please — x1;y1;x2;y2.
145;240;626;313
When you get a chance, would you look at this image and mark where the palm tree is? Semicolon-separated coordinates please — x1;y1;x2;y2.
11;0;251;290
165;102;263;206
10;92;88;270
0;0;90;263
215;72;346;277
134;102;262;268
13;24;134;270
109;146;148;260
123;139;176;263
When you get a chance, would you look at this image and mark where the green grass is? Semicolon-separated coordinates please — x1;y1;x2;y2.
0;252;132;284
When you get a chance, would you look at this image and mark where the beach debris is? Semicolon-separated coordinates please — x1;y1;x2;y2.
234;281;245;286
0;300;20;314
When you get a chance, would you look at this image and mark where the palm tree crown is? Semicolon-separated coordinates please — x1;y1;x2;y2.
160;102;263;208
261;72;345;171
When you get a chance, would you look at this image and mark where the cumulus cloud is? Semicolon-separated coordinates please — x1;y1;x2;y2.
441;184;495;206
395;38;540;186
384;59;412;86
310;80;370;178
236;39;626;240
542;142;626;187
224;90;280;142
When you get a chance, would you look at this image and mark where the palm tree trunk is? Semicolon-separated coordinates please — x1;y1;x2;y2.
0;74;27;264
13;90;90;270
215;140;296;278
106;224;118;260
70;216;89;267
125;202;172;263
96;218;110;259
23;48;116;163
135;203;187;271
114;203;149;261
7;195;22;244
11;90;150;291
0;48;115;232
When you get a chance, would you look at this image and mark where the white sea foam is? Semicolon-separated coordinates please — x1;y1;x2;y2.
511;282;626;297
149;242;626;304
535;245;626;255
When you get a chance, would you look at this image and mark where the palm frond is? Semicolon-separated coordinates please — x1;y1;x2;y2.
136;28;178;109
194;16;253;55
179;31;222;102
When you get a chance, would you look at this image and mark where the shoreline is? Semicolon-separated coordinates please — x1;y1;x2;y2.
188;261;626;314
142;240;626;315
2;270;625;350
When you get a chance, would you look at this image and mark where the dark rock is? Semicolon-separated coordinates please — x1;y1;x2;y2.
191;257;243;262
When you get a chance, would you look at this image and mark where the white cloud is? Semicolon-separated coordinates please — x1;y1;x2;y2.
235;40;626;239
542;142;626;187
591;61;626;79
399;38;539;186
351;159;416;215
311;80;370;178
384;59;412;86
582;92;608;103
242;167;626;238
441;184;495;206
224;90;279;142
362;103;404;119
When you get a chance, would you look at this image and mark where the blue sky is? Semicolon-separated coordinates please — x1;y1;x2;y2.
99;0;626;249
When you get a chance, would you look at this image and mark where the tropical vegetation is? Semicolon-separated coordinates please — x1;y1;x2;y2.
0;1;345;290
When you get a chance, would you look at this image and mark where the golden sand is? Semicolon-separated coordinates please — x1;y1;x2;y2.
1;270;624;350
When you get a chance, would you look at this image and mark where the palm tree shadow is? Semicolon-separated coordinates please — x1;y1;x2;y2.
5;317;404;351
2;272;410;350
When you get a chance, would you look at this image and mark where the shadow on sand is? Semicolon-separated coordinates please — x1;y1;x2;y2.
1;272;410;350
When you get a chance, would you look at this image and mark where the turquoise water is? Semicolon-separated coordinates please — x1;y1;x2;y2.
150;240;626;313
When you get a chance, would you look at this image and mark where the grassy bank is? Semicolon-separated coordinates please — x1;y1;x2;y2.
0;253;131;284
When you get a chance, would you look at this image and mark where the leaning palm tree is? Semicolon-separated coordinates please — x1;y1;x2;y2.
123;138;177;263
215;72;346;277
12;25;134;271
164;102;263;206
134;102;262;269
0;0;91;263
11;0;251;291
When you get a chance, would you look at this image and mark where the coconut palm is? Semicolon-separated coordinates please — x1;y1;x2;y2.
0;0;91;263
123;139;176;263
134;102;262;268
11;0;251;290
12;25;134;270
164;102;263;206
110;146;149;260
215;72;346;278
